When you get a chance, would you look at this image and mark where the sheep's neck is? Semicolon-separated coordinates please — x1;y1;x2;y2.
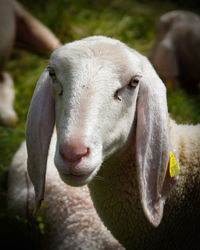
88;144;148;248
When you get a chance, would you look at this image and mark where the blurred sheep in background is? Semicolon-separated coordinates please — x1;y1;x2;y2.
0;0;61;127
149;10;200;93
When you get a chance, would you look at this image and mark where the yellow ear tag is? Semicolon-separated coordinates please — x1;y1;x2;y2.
169;152;180;177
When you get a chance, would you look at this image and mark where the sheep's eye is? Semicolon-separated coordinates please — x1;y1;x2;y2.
47;67;56;80
47;66;63;96
49;71;56;78
128;77;139;89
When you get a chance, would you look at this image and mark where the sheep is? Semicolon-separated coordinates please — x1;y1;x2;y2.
8;137;124;250
149;10;200;92
10;36;200;249
0;71;18;126
0;0;60;126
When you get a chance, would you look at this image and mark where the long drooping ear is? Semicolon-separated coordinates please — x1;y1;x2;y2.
26;69;55;215
136;57;177;227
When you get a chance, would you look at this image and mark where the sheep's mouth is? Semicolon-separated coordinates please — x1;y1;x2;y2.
59;170;94;186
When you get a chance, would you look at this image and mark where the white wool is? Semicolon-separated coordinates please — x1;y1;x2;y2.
0;72;18;126
8;136;124;249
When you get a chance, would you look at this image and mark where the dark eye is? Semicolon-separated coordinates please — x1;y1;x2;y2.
47;66;56;80
49;71;56;78
127;77;139;89
47;66;63;96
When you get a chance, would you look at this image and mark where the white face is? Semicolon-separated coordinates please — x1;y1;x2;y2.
48;37;143;186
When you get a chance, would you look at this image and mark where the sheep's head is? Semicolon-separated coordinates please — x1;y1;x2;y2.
26;36;175;227
48;37;143;186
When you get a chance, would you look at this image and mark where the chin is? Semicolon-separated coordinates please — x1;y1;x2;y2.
58;166;100;187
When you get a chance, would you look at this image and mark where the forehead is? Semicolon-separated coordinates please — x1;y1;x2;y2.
50;37;142;82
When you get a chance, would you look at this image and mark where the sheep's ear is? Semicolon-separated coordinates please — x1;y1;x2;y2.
135;58;177;227
26;69;55;215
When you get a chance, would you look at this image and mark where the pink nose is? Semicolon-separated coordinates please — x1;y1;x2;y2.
59;141;90;163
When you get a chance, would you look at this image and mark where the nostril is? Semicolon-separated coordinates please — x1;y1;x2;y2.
59;143;90;163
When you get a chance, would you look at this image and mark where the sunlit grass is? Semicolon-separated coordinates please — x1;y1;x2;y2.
167;89;200;124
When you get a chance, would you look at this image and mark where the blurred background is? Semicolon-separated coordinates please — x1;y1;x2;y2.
0;0;200;249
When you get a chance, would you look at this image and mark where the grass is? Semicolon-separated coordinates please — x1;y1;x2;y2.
0;0;200;249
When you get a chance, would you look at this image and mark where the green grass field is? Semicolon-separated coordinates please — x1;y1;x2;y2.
0;0;199;249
